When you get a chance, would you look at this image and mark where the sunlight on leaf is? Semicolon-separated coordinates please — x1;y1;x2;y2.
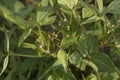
0;55;9;76
37;7;56;26
61;36;77;49
4;30;9;53
84;60;98;72
107;0;120;14
0;5;35;29
81;16;100;25
82;6;94;18
57;50;68;72
96;0;103;13
22;43;36;49
19;28;32;46
58;0;78;9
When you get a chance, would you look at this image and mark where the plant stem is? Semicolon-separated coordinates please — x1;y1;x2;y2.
9;53;40;58
94;70;101;80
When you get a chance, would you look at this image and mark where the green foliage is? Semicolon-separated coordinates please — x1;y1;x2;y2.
0;55;9;76
61;36;77;49
107;0;120;14
91;52;115;72
57;49;68;72
0;0;120;80
19;28;32;46
78;32;99;55
58;0;78;9
36;7;56;26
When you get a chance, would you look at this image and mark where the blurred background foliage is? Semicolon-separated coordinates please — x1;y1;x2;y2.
0;0;120;80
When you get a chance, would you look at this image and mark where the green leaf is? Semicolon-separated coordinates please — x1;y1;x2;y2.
60;7;73;15
37;48;42;57
114;37;120;51
48;66;76;80
51;24;68;33
49;0;57;7
18;58;37;74
107;0;120;14
17;5;34;18
18;28;32;46
78;32;99;56
100;72;119;80
41;0;49;7
45;39;50;51
86;74;98;80
81;16;100;25
82;6;94;18
11;0;25;13
0;55;9;76
69;52;98;71
4;30;9;53
91;52;115;72
57;50;68;72
84;60;98;72
61;36;77;49
0;5;35;29
48;73;59;80
58;0;78;9
69;51;86;70
69;51;82;66
22;43;36;49
37;7;56;26
5;68;16;80
96;0;103;12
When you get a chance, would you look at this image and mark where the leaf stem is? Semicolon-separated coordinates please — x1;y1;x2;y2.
9;53;40;58
93;70;101;80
